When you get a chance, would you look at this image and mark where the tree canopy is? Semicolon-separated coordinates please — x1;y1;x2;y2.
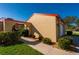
63;16;77;30
63;16;77;24
76;19;79;26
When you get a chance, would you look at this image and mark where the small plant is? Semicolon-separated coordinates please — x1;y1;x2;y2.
58;37;72;50
38;36;43;41
43;38;52;45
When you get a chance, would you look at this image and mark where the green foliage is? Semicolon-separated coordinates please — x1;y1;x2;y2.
58;37;72;50
43;38;52;45
21;29;30;37
68;24;75;30
76;19;79;27
38;36;43;41
0;43;43;55
17;26;25;36
63;16;77;30
0;31;21;46
63;16;77;24
18;29;24;36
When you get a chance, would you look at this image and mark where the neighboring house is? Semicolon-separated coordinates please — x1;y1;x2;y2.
73;26;79;31
0;17;24;32
24;13;65;42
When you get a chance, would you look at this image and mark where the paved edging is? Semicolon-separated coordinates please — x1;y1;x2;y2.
21;37;79;55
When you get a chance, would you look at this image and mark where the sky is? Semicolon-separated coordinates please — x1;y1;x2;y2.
0;3;79;21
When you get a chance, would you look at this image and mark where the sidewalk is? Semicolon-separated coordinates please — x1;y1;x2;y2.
21;37;79;55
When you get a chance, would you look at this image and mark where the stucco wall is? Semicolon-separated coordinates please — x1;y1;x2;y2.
27;13;57;42
5;21;16;31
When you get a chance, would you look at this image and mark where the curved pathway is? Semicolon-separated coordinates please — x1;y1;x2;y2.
21;37;79;55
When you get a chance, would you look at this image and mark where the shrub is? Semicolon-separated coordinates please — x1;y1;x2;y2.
0;31;21;46
0;32;6;44
21;29;29;37
58;37;72;50
38;36;43;41
43;38;52;45
18;29;24;36
67;31;72;35
8;32;19;43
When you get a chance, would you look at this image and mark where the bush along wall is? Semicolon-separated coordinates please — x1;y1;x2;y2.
58;37;72;50
0;31;21;46
43;38;52;45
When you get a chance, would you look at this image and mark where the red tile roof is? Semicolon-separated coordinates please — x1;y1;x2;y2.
34;13;59;17
41;14;59;17
5;18;25;24
0;18;25;24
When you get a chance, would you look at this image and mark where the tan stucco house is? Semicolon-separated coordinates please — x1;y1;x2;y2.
0;17;24;32
24;13;65;42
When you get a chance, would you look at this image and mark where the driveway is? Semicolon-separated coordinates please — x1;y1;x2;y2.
21;37;79;55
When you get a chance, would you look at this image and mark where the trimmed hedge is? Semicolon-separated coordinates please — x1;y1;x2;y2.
58;37;72;50
43;38;52;45
0;31;21;46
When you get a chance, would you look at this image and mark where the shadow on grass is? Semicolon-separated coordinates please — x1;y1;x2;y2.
1;40;24;47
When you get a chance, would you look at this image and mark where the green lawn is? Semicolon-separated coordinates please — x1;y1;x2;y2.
0;43;43;55
73;31;79;35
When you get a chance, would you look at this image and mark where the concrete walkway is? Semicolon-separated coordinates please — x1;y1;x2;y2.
21;37;79;55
